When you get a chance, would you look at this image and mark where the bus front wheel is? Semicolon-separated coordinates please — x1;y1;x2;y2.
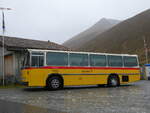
46;76;63;90
107;75;120;87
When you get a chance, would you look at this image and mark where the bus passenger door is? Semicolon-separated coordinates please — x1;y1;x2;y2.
29;52;45;86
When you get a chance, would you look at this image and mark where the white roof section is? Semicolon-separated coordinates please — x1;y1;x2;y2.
27;49;138;57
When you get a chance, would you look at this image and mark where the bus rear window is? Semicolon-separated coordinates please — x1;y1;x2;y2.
124;56;138;67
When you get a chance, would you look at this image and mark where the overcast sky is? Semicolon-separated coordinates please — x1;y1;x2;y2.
0;0;150;44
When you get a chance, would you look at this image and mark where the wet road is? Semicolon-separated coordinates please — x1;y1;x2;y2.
0;80;150;113
0;100;64;113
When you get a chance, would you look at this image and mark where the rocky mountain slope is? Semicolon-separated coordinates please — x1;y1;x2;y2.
78;9;150;65
63;18;120;49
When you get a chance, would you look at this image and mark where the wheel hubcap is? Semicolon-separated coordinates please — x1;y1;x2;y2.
111;78;117;86
51;79;60;88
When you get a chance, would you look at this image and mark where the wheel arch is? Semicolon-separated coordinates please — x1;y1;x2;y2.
107;73;120;85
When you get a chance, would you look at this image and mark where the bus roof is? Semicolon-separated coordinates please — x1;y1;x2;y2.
27;49;138;57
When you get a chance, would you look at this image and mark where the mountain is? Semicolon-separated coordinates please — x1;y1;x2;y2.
78;9;150;65
63;18;120;49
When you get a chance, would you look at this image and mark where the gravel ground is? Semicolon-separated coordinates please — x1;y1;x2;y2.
0;80;150;113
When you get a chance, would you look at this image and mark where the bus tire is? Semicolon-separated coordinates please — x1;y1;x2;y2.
107;75;120;87
46;76;63;90
97;84;105;87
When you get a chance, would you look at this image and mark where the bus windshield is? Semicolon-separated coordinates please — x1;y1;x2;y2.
22;52;30;68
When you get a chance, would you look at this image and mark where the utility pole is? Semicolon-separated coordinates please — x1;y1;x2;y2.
143;36;148;64
0;7;11;86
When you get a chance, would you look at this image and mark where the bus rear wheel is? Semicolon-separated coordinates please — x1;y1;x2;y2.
46;76;63;90
108;76;120;87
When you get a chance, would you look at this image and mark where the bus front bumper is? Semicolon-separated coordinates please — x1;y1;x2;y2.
21;82;28;86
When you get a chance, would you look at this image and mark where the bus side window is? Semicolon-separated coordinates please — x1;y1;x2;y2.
32;56;38;67
46;52;68;66
31;52;44;67
39;56;44;67
108;55;123;67
69;53;88;66
90;54;106;67
123;56;138;67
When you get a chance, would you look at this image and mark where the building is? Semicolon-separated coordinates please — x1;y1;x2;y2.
0;36;69;84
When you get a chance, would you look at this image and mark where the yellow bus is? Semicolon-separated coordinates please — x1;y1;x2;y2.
21;49;140;90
